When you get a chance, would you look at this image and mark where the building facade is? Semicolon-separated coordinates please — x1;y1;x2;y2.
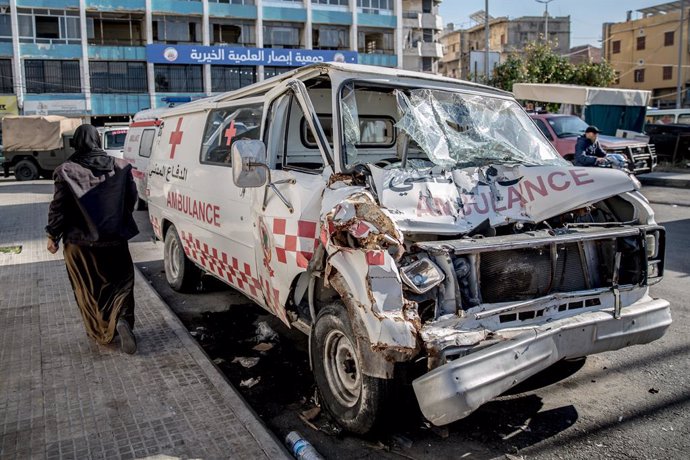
439;12;570;81
401;0;442;73
568;44;602;65
0;0;442;123
603;3;688;108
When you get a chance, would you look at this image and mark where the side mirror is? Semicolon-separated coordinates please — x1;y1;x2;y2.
232;139;268;188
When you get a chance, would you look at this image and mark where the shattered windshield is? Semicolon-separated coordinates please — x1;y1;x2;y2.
340;85;567;169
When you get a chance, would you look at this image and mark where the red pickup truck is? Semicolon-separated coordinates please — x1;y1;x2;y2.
530;113;657;174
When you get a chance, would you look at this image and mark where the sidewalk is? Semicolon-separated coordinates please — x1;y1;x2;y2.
0;179;289;460
639;171;690;189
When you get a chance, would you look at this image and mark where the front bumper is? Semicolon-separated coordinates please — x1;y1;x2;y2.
412;296;671;426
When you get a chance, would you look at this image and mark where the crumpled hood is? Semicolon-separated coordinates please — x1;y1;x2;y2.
369;164;637;235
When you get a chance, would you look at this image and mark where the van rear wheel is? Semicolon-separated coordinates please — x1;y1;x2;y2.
14;160;39;181
164;225;201;292
311;303;390;434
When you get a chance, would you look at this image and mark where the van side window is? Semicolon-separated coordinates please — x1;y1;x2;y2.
284;98;325;171
200;104;263;166
138;129;156;158
300;116;395;148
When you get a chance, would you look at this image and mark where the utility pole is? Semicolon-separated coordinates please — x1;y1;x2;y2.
484;0;489;81
677;0;686;108
536;0;555;43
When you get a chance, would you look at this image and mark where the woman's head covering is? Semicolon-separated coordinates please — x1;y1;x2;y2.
70;124;114;172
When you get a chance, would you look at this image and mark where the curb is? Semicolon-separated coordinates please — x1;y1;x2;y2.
639;176;690;189
133;267;291;460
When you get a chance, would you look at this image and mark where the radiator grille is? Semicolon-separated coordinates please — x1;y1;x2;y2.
479;243;588;303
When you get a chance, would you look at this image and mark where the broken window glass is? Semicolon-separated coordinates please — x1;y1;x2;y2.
394;89;566;168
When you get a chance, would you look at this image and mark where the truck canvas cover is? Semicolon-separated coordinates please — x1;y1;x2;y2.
2;116;82;152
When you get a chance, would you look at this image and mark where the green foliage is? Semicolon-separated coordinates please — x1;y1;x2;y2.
490;41;616;92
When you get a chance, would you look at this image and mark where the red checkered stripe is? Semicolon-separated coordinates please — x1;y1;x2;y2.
180;231;262;301
272;218;320;269
260;276;288;325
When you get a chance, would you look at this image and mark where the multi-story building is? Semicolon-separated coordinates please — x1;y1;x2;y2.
439;12;570;81
603;2;688;108
0;0;442;123
401;0;443;73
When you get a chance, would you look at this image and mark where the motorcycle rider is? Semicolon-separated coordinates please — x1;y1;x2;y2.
574;126;607;166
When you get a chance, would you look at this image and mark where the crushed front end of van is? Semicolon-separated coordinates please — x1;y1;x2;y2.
312;84;671;429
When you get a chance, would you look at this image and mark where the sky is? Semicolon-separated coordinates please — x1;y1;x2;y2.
439;0;671;48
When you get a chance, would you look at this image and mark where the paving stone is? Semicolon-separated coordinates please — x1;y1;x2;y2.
0;180;288;459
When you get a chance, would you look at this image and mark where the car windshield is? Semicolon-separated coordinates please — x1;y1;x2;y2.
104;129;128;149
340;85;566;169
547;116;589;138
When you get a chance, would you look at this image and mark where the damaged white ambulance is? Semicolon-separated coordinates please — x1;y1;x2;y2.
146;63;671;433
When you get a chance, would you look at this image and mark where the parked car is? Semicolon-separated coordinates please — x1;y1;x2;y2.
530;113;657;173
644;122;690;163
645;108;690;125
147;63;671;433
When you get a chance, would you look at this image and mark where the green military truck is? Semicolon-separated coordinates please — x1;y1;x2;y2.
1;115;81;181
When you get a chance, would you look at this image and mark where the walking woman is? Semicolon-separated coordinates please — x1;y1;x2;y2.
46;124;139;354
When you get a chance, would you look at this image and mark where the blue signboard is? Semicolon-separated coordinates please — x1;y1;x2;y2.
146;44;357;67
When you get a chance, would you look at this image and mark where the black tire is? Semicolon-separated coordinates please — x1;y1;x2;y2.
311;303;390;434
163;225;201;292
14;160;39;181
136;197;148;211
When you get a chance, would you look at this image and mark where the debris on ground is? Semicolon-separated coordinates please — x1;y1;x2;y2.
253;342;275;352
649;388;660;394
212;358;226;365
301;406;321;421
255;321;278;342
190;326;209;341
239;377;261;388
391;433;413;449
232;357;260;368
505;454;524;460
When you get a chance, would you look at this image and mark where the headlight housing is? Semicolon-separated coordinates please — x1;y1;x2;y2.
400;258;445;294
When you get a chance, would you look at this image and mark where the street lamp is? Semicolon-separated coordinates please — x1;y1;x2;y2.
535;0;555;43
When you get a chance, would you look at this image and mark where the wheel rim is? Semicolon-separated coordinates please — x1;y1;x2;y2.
17;165;33;180
165;235;181;281
323;329;361;408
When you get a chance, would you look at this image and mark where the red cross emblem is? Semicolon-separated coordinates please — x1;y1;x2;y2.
169;117;184;159
224;120;237;146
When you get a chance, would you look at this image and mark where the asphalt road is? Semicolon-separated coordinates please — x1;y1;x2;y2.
130;185;690;460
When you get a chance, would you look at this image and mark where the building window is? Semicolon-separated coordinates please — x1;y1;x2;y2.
264;66;298;79
663;66;673;80
87;13;145;46
154;64;203;92
612;40;620;54
90;61;147;93
357;0;393;14
423;29;434;42
636;36;645;50
0;14;12;42
614;71;620;85
17;9;80;45
24;60;81;93
311;0;349;5
358;29;394;54
664;31;674;46
209;0;255;4
211;66;256;92
0;59;13;93
313;25;349;50
153;16;201;44
634;68;645;83
422;0;433;14
264;22;302;48
422;57;432;72
212;20;255;46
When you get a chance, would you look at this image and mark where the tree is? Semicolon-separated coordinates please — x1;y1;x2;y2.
490;41;616;91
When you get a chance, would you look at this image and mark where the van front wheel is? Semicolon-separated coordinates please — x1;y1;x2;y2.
311;303;390;434
163;225;201;292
